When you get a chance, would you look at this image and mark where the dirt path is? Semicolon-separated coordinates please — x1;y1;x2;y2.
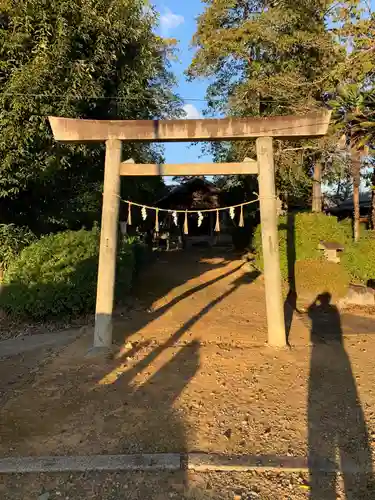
0;470;319;499
112;249;309;348
1;249;375;499
111;249;375;348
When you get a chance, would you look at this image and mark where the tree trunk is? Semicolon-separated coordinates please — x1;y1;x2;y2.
351;146;361;242
312;162;322;212
371;167;375;230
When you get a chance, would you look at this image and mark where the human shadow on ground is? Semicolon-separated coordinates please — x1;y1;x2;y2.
308;292;375;499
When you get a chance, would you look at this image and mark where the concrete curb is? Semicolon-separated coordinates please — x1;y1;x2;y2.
0;453;371;474
188;454;341;473
0;454;181;473
0;328;83;359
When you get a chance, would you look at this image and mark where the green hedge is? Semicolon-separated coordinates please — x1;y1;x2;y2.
254;212;352;278
341;233;375;284
0;224;36;272
0;227;135;320
294;259;350;299
123;235;150;276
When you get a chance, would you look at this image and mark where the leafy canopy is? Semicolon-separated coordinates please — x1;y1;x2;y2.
189;1;374;203
0;0;181;232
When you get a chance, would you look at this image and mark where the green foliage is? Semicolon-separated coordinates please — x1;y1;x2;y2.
335;5;375;84
0;227;135;319
254;212;352;278
0;224;36;272
188;1;347;203
329;84;374;149
0;0;180;233
350;91;375;150
189;1;375;211
294;260;350;299
190;1;341;114
341;233;375;283
123;234;150;276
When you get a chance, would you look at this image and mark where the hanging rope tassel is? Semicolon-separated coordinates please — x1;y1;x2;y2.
155;208;159;233
184;211;189;235
214;209;220;232
239;205;244;227
127;202;132;226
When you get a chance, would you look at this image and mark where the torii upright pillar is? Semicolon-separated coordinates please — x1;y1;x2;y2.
257;137;285;347
92;139;122;355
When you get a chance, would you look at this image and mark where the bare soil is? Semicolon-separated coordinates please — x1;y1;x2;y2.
1;249;375;499
0;470;327;499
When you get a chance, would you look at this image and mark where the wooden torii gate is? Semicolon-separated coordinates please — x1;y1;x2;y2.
49;112;331;355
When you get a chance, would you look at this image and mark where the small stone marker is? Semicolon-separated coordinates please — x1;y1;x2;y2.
318;241;344;263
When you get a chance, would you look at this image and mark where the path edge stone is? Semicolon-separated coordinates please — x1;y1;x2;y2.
0;453;371;474
0;454;181;474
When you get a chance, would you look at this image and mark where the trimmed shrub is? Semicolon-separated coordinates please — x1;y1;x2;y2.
0;228;135;319
232;226;253;251
123;235;150;275
254;212;352;278
294;260;350;299
338;218;353;239
341;233;375;283
0;224;36;273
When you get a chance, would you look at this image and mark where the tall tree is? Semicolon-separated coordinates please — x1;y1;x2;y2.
351;91;375;228
330;85;369;240
0;0;181;233
329;4;374;236
188;1;357;211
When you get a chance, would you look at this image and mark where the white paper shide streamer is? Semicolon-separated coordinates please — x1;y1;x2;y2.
197;212;204;227
172;211;178;226
141;206;147;221
121;194;261;230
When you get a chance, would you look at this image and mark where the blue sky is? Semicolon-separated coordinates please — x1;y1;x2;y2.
152;1;212;171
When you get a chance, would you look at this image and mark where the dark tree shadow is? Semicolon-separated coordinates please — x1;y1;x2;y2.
308;292;375;499
283;211;297;343
113;268;260;367
0;267;260;455
0;339;206;498
113;250;249;348
0;245;240;343
112;340;200;456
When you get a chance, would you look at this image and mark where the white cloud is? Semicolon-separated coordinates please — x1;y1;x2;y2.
160;8;184;35
183;104;201;120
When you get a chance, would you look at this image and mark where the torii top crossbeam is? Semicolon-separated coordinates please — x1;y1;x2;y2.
48;111;331;143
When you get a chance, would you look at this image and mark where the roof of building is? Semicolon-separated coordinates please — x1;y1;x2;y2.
156;178;221;210
328;192;371;214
